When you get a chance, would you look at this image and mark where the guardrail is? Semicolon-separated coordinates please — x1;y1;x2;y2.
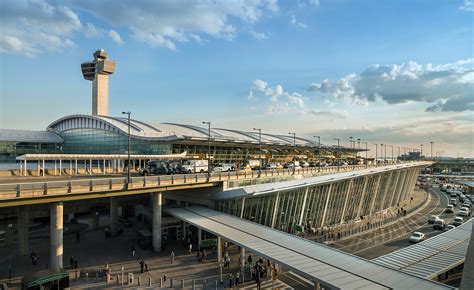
0;164;409;203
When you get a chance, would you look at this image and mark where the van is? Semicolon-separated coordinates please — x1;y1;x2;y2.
433;219;445;230
445;204;454;213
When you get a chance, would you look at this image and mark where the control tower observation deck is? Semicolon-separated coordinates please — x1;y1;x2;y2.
81;49;116;116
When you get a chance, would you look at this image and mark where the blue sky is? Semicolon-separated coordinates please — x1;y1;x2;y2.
0;0;473;157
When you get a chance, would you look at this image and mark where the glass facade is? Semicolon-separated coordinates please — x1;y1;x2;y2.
0;141;61;163
217;168;417;232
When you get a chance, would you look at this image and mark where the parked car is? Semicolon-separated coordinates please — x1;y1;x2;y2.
458;209;470;217
433;219;446;230
449;198;458;206
453;216;463;226
445;204;454;213
409;232;426;243
427;215;439;224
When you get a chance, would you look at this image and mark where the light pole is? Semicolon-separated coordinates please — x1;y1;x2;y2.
420;144;424;158
397;146;400;161
430;141;434;159
362;142;368;168
373;143;378;165
288;132;296;174
380;144;384;163
254;128;262;176
333;138;340;171
202;121;211;178
314;136;321;172
122;111;131;186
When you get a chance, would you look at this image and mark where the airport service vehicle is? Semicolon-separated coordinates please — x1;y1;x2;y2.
433;219;446;230
446;225;456;230
212;163;234;172
428;215;440;224
449;198;458;206
409;232;425;243
453;216;463;226
182;160;208;173
140;160;169;176
247;159;261;169
458;209;470;217
445;204;454;213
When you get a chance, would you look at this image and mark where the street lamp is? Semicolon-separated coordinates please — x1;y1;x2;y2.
288;132;296;174
314;136;321;172
202;121;211;178
430;141;434;159
373;143;378;165
253;128;262;176
362;141;368;168
333;138;340;171
122;111;131;186
420;144;424;158
380;144;384;163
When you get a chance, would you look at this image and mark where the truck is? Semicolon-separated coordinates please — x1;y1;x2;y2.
182;159;208;173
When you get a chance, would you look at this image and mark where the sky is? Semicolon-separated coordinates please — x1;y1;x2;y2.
0;0;473;158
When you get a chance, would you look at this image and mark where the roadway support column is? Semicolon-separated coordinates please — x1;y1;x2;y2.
50;202;63;269
240;247;245;282
217;236;222;262
152;192;162;252
110;197;118;235
197;227;202;250
18;206;29;255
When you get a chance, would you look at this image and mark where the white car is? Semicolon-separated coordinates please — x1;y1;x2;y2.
409;232;426;243
212;163;234;172
427;215;439;224
457;209;470;217
453;216;463;226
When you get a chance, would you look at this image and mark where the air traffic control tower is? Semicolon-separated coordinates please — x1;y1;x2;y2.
81;49;116;116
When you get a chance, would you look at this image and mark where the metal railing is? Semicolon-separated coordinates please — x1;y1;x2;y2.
0;163;412;202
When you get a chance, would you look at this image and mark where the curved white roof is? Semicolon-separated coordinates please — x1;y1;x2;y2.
47;114;352;149
0;129;63;143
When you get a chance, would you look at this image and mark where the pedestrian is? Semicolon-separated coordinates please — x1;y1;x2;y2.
73;259;78;269
236;271;240;285
76;232;80;243
202;249;207;262
132;246;136;257
171;251;175;264
145;263;148;272
30;252;35;265
229;273;233;287
188;243;193;254
70;256;74;269
248;254;252;265
33;253;38;265
140;259;144;273
226;256;231;270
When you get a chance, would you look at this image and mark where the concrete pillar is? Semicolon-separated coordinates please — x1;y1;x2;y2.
240;197;246;219
152;192;162;252
217;236;222;262
92;211;100;230
50;202;63;269
240;247;245;282
320;183;334;227
197;227;202;250
298;187;309;225
18;206;29;255
42;159;45;177
59;159;62;176
110;197;118;235
3;219;14;246
271;192;280;229
340;180;353;224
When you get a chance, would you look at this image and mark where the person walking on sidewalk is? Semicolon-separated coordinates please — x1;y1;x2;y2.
132;246;136;257
171;251;175;264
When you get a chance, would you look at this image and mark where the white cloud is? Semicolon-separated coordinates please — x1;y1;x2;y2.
250;79;306;113
249;30;268;40
85;22;124;45
72;0;279;50
309;59;474;112
307;110;348;118
0;0;81;56
460;0;474;11
290;14;307;28
108;30;124;45
310;0;320;6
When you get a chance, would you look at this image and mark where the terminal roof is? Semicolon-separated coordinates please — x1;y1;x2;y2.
0;129;63;143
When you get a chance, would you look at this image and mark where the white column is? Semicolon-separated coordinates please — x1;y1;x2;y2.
75;159;78;175
54;160;57;176
37;161;40;176
89;159;92;175
298;187;310;225
103;159;106;175
355;177;370;219
42;159;45;177
271;192;280;228
368;175;383;215
59;159;62;176
110;197;118;235
217;236;222;262
340;180;354;224
50;202;63;269
320;183;334;227
240;197;246;219
152;192;162;252
24;159;27;176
